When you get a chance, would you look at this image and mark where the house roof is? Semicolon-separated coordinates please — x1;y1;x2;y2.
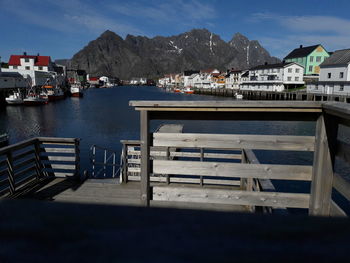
284;45;321;59
250;62;294;70
320;49;350;67
8;55;51;66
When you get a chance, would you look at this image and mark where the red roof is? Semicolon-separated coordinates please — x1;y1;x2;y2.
8;55;51;66
89;77;99;81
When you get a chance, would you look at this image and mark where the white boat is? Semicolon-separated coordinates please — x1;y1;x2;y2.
5;90;23;105
70;83;83;97
183;87;194;94
235;93;243;99
23;93;48;106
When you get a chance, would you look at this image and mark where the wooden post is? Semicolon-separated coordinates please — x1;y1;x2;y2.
200;148;204;186
140;110;150;206
6;151;15;194
166;147;170;185
240;149;247;190
74;139;80;179
122;143;128;183
309;114;338;216
34;139;45;179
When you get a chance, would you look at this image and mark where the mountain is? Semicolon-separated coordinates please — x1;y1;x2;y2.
70;29;280;79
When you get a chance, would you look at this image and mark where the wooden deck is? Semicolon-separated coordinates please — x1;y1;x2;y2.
24;178;248;212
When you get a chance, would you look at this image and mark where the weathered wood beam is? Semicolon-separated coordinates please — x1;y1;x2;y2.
153;133;315;151
140;110;151;206
153;186;310;209
153;160;312;181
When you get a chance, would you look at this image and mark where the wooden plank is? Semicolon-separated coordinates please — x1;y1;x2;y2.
130;100;322;109
37;137;76;144
336;140;350;163
140;110;150;206
41;156;76;162
40;148;75;153
330;200;347;217
12;149;35;162
153;133;315;151
6;152;15;194
45;164;76;170
48;172;75;178
309;115;336;216
153;160;312;181
153;186;310;209
74;139;80;178
15;165;36;179
0;138;37;155
138;107;322;113
127;176;241;186
128;150;242;160
333;173;350;201
322;102;350;121
13;157;36;171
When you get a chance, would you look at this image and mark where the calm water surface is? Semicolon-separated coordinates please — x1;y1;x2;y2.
0;86;316;174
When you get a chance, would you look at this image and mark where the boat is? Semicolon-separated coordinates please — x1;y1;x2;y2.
235;93;243;99
5;90;24;105
70;83;83;97
174;88;181;93
23;86;48;106
183;87;194;94
44;85;65;101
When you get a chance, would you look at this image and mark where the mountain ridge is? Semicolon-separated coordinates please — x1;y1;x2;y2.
70;29;280;79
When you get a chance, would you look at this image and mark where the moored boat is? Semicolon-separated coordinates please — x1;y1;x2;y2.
44;85;65;101
174;88;181;93
23;94;48;106
183;87;194;94
70;83;83;97
5;90;24;105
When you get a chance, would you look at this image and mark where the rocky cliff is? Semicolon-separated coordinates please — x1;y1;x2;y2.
70;29;280;79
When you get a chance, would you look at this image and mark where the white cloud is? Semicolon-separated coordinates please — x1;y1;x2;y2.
251;12;350;58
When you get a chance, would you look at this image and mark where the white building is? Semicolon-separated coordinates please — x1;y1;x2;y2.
307;49;350;95
183;70;200;87
2;53;58;87
241;62;304;92
225;70;243;89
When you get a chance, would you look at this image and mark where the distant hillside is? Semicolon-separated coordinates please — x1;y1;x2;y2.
70;29;280;79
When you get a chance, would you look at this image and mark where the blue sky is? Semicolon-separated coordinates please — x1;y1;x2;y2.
1;0;350;62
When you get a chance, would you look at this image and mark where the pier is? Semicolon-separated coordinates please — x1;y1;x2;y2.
1;100;350;261
193;87;350;102
0;101;348;216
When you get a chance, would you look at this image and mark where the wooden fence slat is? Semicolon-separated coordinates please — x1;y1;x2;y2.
127;175;241;186
153;133;315;151
333;173;350;201
40;148;75;153
153;186;310;209
330;200;347;217
336;140;350;163
153;160;312;181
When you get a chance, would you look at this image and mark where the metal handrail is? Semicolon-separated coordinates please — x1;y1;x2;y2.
90;145;119;178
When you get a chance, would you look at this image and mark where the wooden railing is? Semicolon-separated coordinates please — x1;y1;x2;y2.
0;137;79;197
129;100;350;217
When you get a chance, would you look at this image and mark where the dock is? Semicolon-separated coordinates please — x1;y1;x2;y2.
1;100;350;261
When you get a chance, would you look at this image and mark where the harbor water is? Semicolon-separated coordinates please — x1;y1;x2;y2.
0;86;316;175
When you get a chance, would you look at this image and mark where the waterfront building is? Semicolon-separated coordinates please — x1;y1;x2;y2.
307;48;350;95
225;69;243;89
183;70;200;87
2;52;62;87
284;45;330;75
0;59;27;89
241;62;304;92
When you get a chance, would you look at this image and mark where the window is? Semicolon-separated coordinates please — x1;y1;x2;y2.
38;66;43;70
340;85;344;91
316;56;321;62
328;72;331;79
24;58;29;62
309;66;313;72
288;68;292;73
310;56;314;62
340;72;344;78
287;77;292;81
296;68;300;73
295;77;299;81
13;66;18;69
25;66;30;70
315;85;318;90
